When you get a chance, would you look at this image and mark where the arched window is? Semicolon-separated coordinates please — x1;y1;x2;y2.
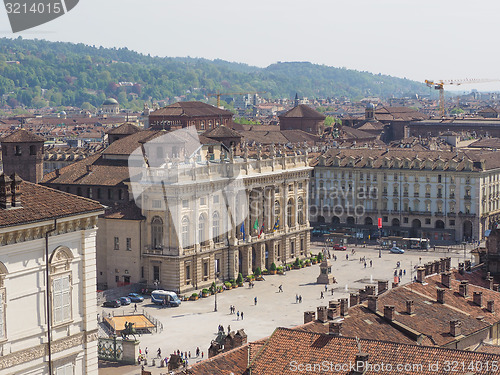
212;211;220;243
287;199;294;227
151;216;163;249
199;214;206;246
181;216;190;247
297;197;304;225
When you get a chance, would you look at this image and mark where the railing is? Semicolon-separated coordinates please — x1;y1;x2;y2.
464;195;472;200
98;337;123;362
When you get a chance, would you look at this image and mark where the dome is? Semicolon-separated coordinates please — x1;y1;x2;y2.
103;98;119;106
59;111;67;115
366;103;375;109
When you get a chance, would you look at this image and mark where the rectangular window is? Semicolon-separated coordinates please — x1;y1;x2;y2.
200;197;206;205
215;259;220;274
213;195;219;203
114;237;119;250
152;199;162;209
126;238;132;251
56;363;73;375
182;200;189;208
450;220;455;226
53;275;71;325
153;266;160;282
203;262;208;278
425;218;431;225
115;276;119;282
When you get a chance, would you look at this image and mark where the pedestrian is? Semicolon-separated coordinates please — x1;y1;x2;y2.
134;303;137;312
346;254;349;260
201;352;204;359
227;325;230;333
419;257;422;263
230;306;232;314
254;297;257;305
364;262;367;268
331;288;334;296
185;351;187;359
189;351;191;358
324;285;328;292
403;269;406;275
296;294;299;303
299;295;302;303
370;260;373;267
145;347;148;356
157;348;161;359
279;284;283;292
320;291;324;299
241;311;244;320
196;347;200;357
237;311;240;320
394;270;397;277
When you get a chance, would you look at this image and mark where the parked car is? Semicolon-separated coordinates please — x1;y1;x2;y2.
333;244;347;251
128;293;144;303
103;299;121;308
390;247;405;254
119;297;131;305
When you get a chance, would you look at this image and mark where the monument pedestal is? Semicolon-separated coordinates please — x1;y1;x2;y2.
317;259;336;284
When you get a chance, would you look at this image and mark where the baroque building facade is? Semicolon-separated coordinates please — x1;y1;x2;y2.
0;174;103;375
310;148;500;244
132;141;312;294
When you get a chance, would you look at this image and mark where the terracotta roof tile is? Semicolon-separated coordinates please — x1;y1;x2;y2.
279;105;326;119
1;129;45;143
0;180;102;228
150;101;232;117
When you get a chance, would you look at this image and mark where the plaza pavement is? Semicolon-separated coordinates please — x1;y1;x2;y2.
99;244;469;375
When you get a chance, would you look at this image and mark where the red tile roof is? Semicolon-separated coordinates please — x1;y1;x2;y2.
279;104;326;119
248;328;500;375
150;101;233;118
1;129;45;143
0;180;102;228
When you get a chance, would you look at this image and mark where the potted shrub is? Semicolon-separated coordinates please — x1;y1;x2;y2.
236;273;244;287
202;288;210;298
190;293;198;301
246;274;255;282
293;257;301;269
270;262;277;275
217;285;224;293
224;281;232;290
305;259;311;267
311;257;317;265
254;267;263;281
262;268;269;275
277;266;284;275
317;252;324;262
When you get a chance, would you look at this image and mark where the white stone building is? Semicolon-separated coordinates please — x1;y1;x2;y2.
310;148;500;244
0;174;103;375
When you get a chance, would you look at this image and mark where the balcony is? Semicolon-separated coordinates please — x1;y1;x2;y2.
425;193;431;198
143;245;180;256
449;193;455;199
434;212;444;217
447;212;457;217
403;192;409;197
458;211;476;218
464;195;472;200
437;194;443;199
414;193;419;198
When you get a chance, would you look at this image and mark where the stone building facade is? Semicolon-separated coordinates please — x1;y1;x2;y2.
0;175;103;374
131;142;312;294
279;104;326;135
310;148;500;244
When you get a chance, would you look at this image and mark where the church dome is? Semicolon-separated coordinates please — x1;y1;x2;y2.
103;98;119;106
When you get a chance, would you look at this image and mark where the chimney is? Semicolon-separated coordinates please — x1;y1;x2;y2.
437;288;446;304
10;173;22;208
377;280;388;295
450;320;462;337
459;280;469;297
406;300;414;315
367;295;378;312
350;293;360;307
384;305;395;321
365;285;376;296
487;300;495;313
55;168;60;177
486;277;494;290
440;258;447;273
329;301;340;316
416;267;425;283
494;284;500;293
0;174;13;209
441;272;451;288
445;257;452;271
86;164;93;173
317;306;328;323
465;260;471;272
329;321;343;336
354;353;369;375
473;291;483;307
458;263;465;275
304;311;315;324
339;298;348;316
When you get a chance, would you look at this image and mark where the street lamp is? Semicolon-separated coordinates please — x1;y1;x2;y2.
214;288;218;312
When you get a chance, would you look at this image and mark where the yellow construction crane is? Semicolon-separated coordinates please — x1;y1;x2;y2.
425;78;500;117
207;91;267;108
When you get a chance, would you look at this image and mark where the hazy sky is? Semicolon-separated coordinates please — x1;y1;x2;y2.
1;0;500;91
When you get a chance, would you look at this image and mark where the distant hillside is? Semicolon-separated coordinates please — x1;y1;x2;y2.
0;37;427;110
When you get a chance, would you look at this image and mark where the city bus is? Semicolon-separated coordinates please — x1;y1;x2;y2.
381;237;430;250
151;290;182;307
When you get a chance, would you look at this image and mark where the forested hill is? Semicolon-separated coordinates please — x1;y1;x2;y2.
0;37;427;110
